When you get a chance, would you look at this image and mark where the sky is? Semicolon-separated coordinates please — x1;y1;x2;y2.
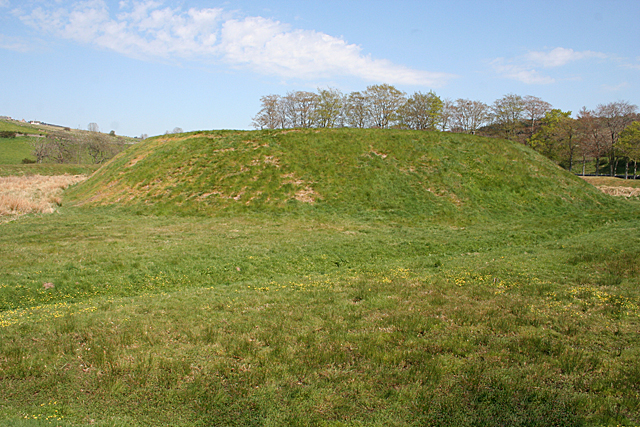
0;0;638;137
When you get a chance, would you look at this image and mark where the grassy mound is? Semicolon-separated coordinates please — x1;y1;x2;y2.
67;129;614;221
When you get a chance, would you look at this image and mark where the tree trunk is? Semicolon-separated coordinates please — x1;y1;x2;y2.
625;161;629;180
568;148;573;172
595;157;600;176
582;155;586;176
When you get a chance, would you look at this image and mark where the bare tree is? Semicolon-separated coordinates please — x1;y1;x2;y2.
577;107;607;175
439;98;455;132
283;91;318;128
491;94;525;141
46;131;74;163
453;99;490;134
595;100;638;175
522;95;552;144
88;122;99;132
345;91;369;128
252;94;286;130
29;139;51;163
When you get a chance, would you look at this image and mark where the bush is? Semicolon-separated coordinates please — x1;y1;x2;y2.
21;158;36;164
0;131;17;138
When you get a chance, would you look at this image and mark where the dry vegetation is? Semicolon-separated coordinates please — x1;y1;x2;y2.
0;174;86;220
580;176;640;198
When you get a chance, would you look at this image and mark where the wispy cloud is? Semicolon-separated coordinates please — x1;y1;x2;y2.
524;47;607;68
601;82;630;92
492;47;608;85
0;34;35;52
491;59;555;85
0;0;10;8
16;0;454;86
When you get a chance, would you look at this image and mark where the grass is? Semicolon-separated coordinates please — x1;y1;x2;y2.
1;129;639;426
1;208;639;426
0;119;46;136
0;137;40;164
0;164;99;177
67;129;616;222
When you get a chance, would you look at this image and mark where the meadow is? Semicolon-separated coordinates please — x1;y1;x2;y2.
0;129;639;426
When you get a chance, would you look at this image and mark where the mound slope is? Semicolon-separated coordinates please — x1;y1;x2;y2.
67;128;613;220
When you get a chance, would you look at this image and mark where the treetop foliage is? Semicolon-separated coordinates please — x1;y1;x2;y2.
252;85;639;177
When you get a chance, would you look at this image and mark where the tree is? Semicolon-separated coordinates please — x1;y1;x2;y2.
345;91;369;128
595;100;638;175
29;139;51;163
252;94;286;129
314;87;344;128
619;121;640;179
491;94;525;141
283;91;318;128
577;107;607;175
452;99;490;134
439;98;455;132
531;109;577;171
88;123;99;132
400;91;443;131
46;131;74;163
522;95;552;143
363;84;406;129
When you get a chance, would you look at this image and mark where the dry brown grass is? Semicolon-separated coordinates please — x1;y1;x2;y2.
0;174;87;220
580;176;640;198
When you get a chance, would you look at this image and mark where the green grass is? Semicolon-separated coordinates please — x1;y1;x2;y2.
0;120;46;136
1;129;639;426
67;129;617;222
0;137;40;164
0;164;99;177
1;206;639;426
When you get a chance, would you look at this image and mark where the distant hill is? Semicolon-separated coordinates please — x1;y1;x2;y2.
66;128;616;222
0;119;47;136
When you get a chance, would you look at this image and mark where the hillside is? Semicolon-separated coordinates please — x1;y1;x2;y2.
67;128;614;221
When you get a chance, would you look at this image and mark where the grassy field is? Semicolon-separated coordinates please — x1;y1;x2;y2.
0;120;46;136
1;129;639;426
0;137;41;164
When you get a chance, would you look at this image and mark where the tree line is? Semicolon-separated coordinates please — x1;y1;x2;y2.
252;84;639;177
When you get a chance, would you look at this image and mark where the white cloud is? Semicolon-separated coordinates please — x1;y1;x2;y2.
0;34;35;52
524;47;607;68
0;0;9;8
491;58;555;85
492;47;608;85
601;82;630;92
17;0;453;86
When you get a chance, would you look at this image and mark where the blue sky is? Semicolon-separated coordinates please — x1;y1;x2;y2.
1;0;638;137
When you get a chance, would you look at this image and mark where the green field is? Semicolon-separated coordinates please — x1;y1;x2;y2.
1;129;639;426
0;119;47;136
0;136;40;164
